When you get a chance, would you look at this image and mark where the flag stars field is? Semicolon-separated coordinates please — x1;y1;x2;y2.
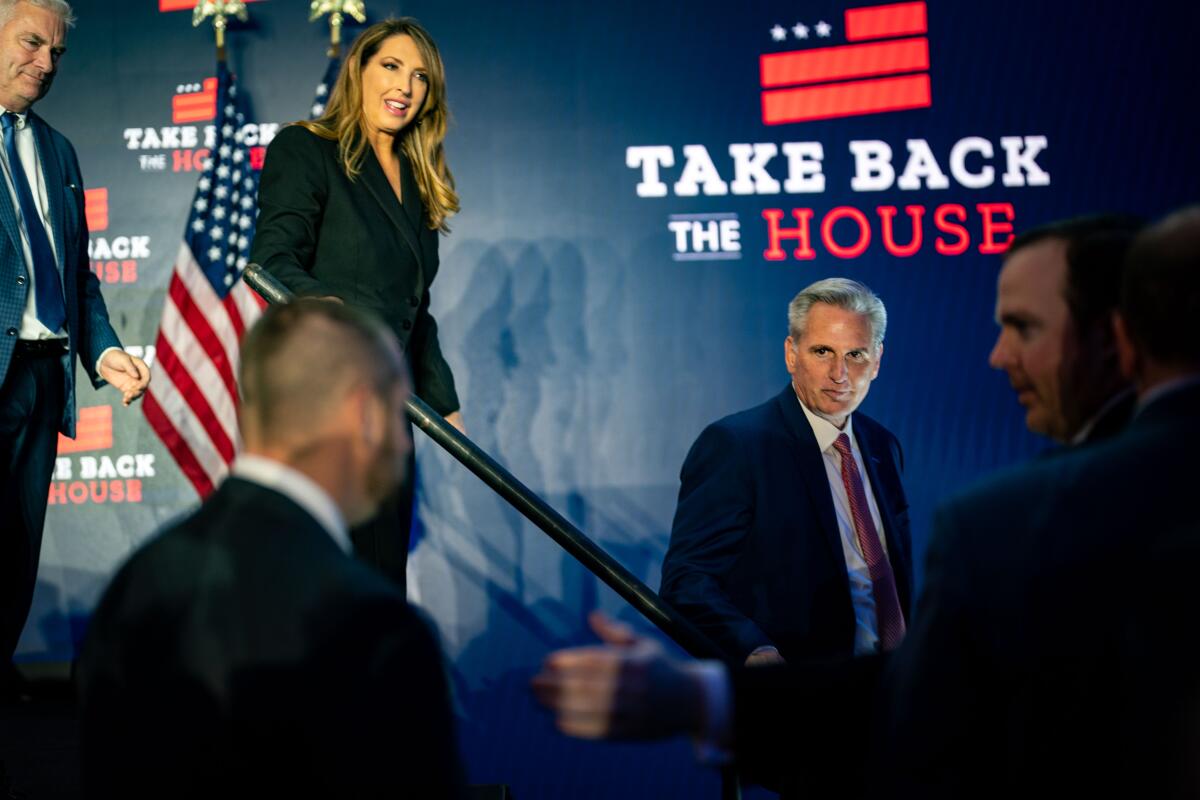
771;20;834;41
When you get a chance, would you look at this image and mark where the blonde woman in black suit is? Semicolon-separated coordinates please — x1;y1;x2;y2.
252;18;463;591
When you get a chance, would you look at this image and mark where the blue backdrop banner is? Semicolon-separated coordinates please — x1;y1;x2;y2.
19;1;1196;797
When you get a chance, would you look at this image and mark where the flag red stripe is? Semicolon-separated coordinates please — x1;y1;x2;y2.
169;271;239;401
845;1;928;42
761;38;928;88
84;188;108;232
761;73;931;124
221;289;248;341
172;108;216;124
56;406;113;454
160;0;263;11
173;93;216;106
155;334;237;464
143;387;215;497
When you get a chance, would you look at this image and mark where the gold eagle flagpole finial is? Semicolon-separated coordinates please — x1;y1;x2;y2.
310;0;367;58
192;0;250;56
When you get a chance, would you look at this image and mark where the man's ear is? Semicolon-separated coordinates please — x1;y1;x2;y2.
1112;311;1139;383
355;385;384;449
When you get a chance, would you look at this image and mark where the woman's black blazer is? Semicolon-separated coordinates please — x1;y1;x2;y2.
251;124;459;414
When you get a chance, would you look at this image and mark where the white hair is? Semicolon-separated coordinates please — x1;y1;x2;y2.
788;277;887;349
0;0;75;28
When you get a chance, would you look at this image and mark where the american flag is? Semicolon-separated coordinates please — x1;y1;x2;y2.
310;56;341;119
760;0;931;125
144;61;265;498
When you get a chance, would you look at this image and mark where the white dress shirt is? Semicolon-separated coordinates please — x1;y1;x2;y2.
230;454;352;554
0;105;64;340
3;104;120;371
798;397;890;657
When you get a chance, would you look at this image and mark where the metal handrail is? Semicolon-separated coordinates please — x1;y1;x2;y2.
242;264;730;663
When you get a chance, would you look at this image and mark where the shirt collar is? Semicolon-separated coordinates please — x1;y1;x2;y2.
0;106;28;128
796;391;855;454
231;453;352;554
1070;387;1134;446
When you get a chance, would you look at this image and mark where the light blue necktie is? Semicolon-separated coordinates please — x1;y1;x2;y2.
2;112;65;333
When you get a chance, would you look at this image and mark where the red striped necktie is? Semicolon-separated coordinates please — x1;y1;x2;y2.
833;433;906;651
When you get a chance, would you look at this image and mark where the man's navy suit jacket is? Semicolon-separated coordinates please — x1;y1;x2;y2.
0;111;120;437
660;384;913;663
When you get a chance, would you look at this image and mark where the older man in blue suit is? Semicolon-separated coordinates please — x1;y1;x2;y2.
661;278;912;674
0;0;149;687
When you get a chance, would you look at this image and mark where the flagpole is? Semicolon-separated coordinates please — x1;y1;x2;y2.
310;1;367;59
191;0;250;61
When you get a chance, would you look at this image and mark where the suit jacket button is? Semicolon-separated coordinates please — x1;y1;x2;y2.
408;295;418;307
15;275;25;285
402;319;413;331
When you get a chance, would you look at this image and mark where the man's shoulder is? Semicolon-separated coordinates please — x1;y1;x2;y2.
27;112;75;153
707;390;787;436
851;409;897;439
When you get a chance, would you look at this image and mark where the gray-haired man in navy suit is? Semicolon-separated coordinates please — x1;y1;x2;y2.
0;0;150;687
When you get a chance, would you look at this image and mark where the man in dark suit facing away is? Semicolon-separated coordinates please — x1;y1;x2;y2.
534;206;1200;799
78;299;462;799
661;278;912;669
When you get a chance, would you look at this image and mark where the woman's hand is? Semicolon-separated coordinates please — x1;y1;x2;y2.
444;411;466;435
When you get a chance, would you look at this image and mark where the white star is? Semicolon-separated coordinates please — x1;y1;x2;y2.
770;24;787;42
218;144;231;158
244;177;255;190
792;23;809;39
232;149;244;163
224;103;235;118
240;196;254;210
311;103;325;117
316;84;328;97
216;164;230;179
210;225;223;240
228;85;237;98
238;236;249;251
224;273;234;286
226;252;236;266
212;206;226;220
208;246;221;262
222;124;234;137
194;197;208;212
228;229;239;244
815;20;832;37
214;185;228;200
191;218;205;232
197;176;211;191
238;216;252;230
236;256;248;270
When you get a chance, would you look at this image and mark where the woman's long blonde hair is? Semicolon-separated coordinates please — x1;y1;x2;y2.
299;18;459;231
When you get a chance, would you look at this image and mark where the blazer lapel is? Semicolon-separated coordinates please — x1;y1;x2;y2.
29;115;66;275
775;385;849;571
359;146;424;272
854;419;912;611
